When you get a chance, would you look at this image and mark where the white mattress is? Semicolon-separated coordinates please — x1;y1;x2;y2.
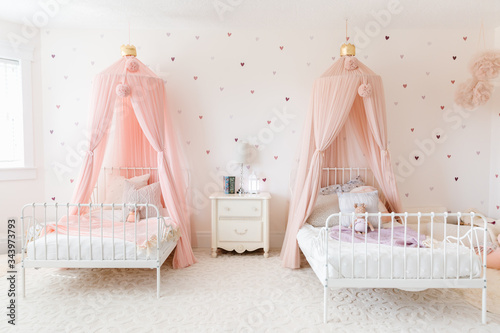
297;224;482;283
27;233;176;261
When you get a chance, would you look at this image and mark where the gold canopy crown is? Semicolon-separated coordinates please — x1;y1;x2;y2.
340;43;356;57
120;44;137;57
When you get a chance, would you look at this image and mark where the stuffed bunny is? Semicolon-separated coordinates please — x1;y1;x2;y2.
350;203;374;234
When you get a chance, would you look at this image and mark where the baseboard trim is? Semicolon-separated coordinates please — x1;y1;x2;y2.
193;231;284;249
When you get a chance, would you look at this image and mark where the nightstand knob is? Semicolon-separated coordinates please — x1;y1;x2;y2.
225;207;230;211
234;229;248;235
253;207;258;211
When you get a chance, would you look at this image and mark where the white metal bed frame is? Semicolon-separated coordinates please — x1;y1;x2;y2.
21;167;176;299
313;167;489;324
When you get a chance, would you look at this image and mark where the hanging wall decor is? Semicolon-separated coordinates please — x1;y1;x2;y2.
455;50;500;110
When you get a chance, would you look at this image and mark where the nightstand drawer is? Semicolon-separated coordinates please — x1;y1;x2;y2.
217;200;262;217
218;220;262;242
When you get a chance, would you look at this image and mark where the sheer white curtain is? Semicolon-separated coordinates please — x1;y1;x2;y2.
0;58;23;167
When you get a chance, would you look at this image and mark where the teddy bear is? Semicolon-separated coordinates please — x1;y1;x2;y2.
350;203;374;234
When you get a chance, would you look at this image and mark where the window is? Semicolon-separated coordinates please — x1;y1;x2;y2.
0;58;24;167
0;41;35;181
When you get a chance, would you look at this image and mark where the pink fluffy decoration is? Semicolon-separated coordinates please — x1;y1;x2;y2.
116;83;131;97
358;83;372;97
344;56;358;70
125;58;140;72
469;51;500;80
454;79;477;110
454;78;493;110
472;80;493;106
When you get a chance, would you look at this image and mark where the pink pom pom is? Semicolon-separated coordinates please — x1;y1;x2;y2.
454;79;476;110
358;83;372;97
126;58;139;72
472;80;493;107
344;56;358;70
454;78;492;110
469;51;500;80
116;83;131;97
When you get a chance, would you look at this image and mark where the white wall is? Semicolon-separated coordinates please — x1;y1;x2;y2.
0;19;45;253
489;26;500;219
37;26;499;248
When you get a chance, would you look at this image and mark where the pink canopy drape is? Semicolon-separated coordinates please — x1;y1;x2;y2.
280;56;402;269
70;56;196;269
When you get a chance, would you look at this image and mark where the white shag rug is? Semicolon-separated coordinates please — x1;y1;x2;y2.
1;249;500;332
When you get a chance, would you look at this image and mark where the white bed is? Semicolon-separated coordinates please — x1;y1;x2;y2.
27;230;178;261
298;223;482;283
21;167;180;298
297;167;489;324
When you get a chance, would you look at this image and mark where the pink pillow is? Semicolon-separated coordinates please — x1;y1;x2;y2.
350;186;391;223
487;248;500;270
123;181;163;219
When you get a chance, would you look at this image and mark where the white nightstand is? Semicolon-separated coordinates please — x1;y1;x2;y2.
209;192;271;258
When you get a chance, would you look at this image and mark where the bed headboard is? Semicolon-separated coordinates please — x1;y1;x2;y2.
322;167;387;204
322;167;376;188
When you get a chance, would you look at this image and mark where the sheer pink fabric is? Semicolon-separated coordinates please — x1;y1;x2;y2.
70;56;196;268
281;57;402;268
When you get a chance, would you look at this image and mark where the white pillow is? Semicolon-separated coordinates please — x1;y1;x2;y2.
350;186;391;223
104;173;150;208
123;181;163;219
338;190;380;228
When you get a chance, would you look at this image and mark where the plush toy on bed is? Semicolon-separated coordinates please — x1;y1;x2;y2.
350;203;375;234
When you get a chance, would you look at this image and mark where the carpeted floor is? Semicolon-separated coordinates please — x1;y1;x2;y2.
1;249;500;332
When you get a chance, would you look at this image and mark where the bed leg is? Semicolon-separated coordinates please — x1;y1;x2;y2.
22;264;25;298
323;284;328;324
157;265;160;299
482;282;487;324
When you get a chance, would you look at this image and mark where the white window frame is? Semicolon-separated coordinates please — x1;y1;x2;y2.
0;40;36;181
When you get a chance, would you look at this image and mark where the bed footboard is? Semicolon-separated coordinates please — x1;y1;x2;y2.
322;211;488;324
